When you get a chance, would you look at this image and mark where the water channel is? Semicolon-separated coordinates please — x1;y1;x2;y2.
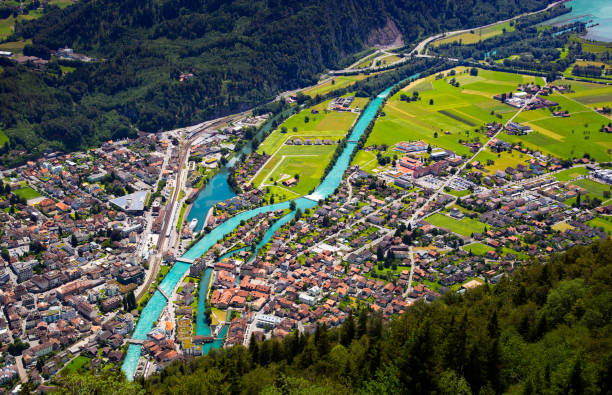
122;75;418;380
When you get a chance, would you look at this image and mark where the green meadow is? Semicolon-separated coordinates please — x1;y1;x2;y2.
426;212;487;237
500;91;612;162
303;75;371;97
433;20;514;47
554;166;590;182
358;67;542;160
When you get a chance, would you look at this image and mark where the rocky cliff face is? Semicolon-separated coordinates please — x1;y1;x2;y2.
367;17;404;48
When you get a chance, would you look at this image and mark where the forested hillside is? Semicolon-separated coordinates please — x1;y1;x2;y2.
1;0;554;159
56;239;612;394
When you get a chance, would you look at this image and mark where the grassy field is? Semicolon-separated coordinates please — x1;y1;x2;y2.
0;130;8;147
569;36;612;55
62;356;91;375
0;9;43;40
0;39;31;55
354;52;380;69
551;221;575;232
462;242;494;255
587;216;612;235
357;67;542;160
571;179;611;200
253;145;336;197
433;21;514;47
254;100;357;198
554;166;590;182
471;149;531;175
499;91;612;162
426;212;487;237
13;186;41;201
257;103;356;155
303;75;370;97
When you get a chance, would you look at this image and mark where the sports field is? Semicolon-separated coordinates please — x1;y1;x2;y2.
13;186;42;201
426;212;487;237
252;145;336;197
254;99;357;199
433;21;514;47
358;67;542;161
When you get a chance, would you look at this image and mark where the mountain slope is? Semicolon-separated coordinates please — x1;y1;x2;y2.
1;0;554;157
55;239;612;394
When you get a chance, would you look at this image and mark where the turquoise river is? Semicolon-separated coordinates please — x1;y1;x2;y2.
545;0;612;42
121;75;419;380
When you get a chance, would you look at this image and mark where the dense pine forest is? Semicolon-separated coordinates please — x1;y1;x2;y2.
54;239;612;394
0;0;555;161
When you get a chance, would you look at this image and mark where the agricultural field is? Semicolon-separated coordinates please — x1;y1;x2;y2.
499;90;612;162
426;212;487;237
433;20;514;47
257;102;357;155
357;67;542;162
557;79;612;111
0;9;43;40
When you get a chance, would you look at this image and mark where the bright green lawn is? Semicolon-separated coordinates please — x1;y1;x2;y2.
257;106;356;155
13;186;42;201
462;242;494;255
554;167;590;182
62;356;91;375
304;75;370;97
254;145;336;196
0;130;8;147
500;93;612;162
587;216;612;235
426;212;487;237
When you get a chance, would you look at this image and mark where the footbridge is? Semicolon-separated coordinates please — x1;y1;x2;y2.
156;286;170;300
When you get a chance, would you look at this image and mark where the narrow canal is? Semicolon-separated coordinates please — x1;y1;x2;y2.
122;76;418;380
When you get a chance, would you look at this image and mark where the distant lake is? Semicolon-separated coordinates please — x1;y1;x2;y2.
545;0;612;42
